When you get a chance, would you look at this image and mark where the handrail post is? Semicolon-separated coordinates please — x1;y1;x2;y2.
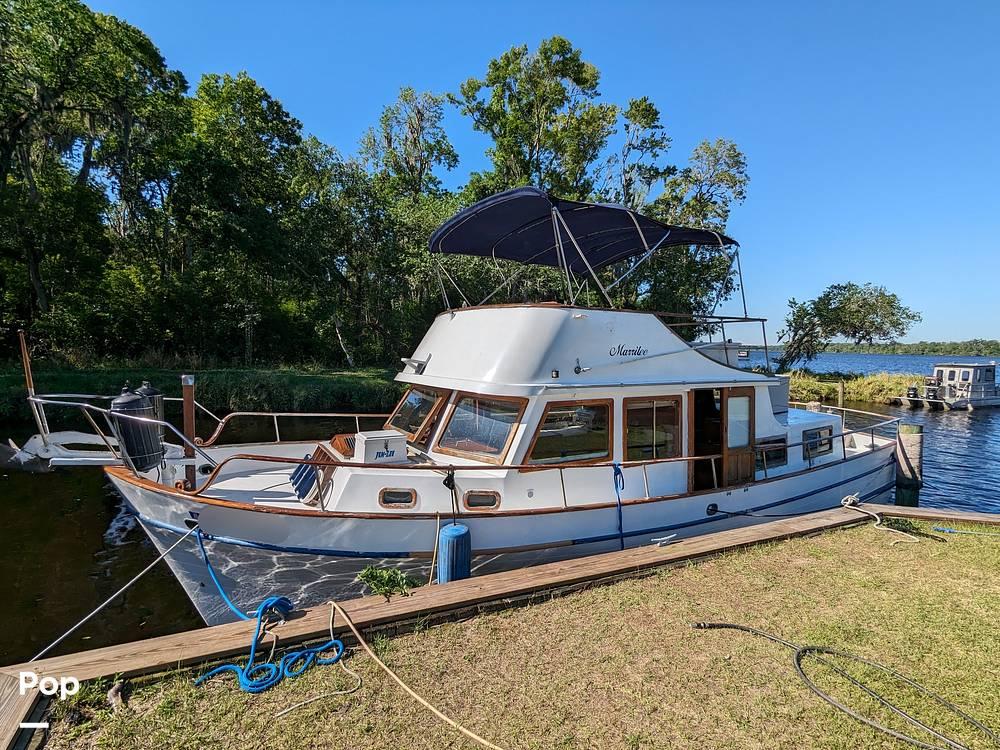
273;414;281;443
19;330;49;443
641;463;650;499
558;467;568;508
182;375;196;488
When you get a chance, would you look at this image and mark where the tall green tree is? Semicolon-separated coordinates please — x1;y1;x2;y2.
360;87;458;198
777;282;922;370
452;36;618;199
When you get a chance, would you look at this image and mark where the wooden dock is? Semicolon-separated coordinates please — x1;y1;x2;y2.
2;502;997;749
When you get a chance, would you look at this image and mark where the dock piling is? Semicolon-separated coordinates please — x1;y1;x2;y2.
895;423;923;506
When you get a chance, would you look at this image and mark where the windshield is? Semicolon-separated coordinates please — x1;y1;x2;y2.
387;387;443;438
437;395;523;459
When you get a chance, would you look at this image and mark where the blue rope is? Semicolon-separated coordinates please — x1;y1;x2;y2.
195;528;250;621
194;596;345;693
613;463;625;550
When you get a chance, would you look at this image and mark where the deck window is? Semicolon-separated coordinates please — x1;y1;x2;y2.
947;370;956;381
755;437;788;473
379;488;416;508
961;370;971;382
527;400;612;465
387;387;444;439
436;394;524;461
802;427;834;460
624;398;681;461
463;490;500;510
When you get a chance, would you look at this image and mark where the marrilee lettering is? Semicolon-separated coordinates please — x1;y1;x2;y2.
609;344;649;357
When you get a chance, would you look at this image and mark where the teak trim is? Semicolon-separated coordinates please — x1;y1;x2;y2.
522;398;615;470
462;489;502;511
378;487;418;509
433;392;528;465
384;386;450;442
621;395;682;463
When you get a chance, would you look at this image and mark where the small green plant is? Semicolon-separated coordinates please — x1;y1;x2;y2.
883;517;921;534
357;566;419;601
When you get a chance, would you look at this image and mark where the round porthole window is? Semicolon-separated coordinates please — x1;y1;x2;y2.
198;464;213;476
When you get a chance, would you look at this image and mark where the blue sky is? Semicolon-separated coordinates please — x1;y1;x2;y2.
88;0;999;344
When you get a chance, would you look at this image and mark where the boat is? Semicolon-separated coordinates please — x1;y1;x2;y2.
13;188;901;625
894;362;999;410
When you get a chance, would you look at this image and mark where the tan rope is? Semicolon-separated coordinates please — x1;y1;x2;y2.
841;494;920;545
273;602;363;718
329;600;507;750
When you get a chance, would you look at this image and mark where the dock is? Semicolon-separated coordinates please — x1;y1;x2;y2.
2;502;997;749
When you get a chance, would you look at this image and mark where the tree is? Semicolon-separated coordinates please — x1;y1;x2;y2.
360;87;458;197
595;96;673;211
452;36;618;199
776;282;922;370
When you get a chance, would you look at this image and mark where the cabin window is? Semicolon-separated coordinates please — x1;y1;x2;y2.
436;394;524;460
624;398;681;461
527;400;612;465
727;396;752;449
463;490;500;510
935;369;944;382
975;370;982;383
802;427;833;459
387;387;445;439
987;368;996;383
947;370;956;381
755;438;788;473
379;488;416;508
961;370;971;382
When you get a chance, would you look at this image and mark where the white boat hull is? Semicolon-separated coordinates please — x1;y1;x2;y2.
110;445;896;625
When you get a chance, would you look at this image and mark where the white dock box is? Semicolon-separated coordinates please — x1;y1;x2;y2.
355;430;409;464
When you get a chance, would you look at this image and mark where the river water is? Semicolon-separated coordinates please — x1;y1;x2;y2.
1;352;998;664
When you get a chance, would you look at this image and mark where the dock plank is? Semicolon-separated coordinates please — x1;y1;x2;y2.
0;674;37;750
865;503;1000;525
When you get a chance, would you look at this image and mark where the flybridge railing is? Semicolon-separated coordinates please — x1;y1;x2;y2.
196;411;391;447
651;311;772;373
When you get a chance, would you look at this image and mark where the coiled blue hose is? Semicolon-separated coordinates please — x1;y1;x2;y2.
193;530;345;693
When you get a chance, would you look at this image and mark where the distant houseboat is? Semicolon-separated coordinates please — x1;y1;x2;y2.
896;362;999;410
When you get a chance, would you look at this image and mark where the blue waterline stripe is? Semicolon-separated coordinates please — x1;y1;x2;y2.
133;457;895;559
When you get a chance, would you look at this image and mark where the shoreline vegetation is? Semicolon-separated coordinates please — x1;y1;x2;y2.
2;364;921;423
754;340;1000;356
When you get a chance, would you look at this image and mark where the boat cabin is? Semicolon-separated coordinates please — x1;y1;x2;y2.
303;304;847;514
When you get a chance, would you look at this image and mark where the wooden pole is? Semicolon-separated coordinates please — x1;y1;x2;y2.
895;422;923;507
182;374;196;488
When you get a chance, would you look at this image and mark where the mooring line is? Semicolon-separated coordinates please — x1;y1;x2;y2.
30;523;200;662
329;600;507;750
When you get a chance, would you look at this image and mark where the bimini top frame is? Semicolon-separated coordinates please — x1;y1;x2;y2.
428;186;739;308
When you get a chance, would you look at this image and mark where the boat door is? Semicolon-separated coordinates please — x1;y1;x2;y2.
689;387;755;490
722;387;755;486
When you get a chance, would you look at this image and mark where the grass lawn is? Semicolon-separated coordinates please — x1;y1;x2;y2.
45;520;1000;749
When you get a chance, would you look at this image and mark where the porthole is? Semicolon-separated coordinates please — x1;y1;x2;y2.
198;464;213;476
463;490;500;510
379;488;417;508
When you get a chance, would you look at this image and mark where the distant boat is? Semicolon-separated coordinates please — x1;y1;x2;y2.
894;362;999;410
738;349;750;359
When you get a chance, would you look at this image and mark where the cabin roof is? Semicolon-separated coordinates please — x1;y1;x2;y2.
933;362;996;369
395;304;777;397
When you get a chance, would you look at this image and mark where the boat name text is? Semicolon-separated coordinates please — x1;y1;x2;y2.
609;344;649;357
